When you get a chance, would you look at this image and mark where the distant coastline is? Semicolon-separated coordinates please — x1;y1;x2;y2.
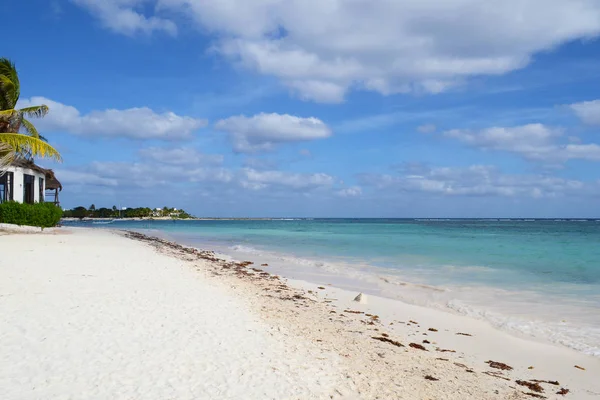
61;217;300;221
61;217;600;221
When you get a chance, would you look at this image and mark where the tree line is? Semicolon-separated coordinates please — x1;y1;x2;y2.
62;205;193;219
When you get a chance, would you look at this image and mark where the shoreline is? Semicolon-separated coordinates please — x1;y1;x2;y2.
124;229;600;399
1;227;598;399
128;226;600;359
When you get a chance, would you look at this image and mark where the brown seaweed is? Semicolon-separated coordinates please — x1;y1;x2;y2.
516;380;544;393
371;336;403;347
409;343;427;351
485;360;513;371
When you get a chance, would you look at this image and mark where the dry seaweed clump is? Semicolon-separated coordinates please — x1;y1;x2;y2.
485;360;513;371
371;336;403;347
516;380;544;393
409;343;428;351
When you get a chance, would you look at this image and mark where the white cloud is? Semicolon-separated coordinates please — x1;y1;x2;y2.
337;186;362;197
71;0;600;102
53;169;118;187
139;147;224;165
444;123;600;162
214;112;331;153
359;164;587;198
18;97;206;140
418;124;437;134
242;168;335;190
86;161;233;188
569;99;600;125
65;158;337;194
70;0;177;36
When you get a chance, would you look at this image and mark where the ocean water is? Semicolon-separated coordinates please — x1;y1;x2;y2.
64;218;600;356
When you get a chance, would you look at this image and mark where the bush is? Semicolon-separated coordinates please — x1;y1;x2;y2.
0;201;63;228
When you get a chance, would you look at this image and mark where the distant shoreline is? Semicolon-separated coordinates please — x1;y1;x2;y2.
61;217;600;221
61;217;301;222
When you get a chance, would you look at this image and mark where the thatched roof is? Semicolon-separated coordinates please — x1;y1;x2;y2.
10;158;62;191
45;169;62;191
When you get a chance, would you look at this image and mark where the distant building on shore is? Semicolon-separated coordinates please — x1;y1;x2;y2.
0;159;62;206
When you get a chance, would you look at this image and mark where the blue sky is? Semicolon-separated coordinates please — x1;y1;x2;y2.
5;0;600;217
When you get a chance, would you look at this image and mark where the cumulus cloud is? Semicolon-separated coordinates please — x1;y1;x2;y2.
444;123;600;163
53;169;119;187
85;161;233;188
74;0;600;102
241;168;335;190
139;147;224;165
70;0;177;36
337;186;362;197
215;113;331;153
569;99;600;125
18;97;206;140
62;155;336;194
358;164;587;198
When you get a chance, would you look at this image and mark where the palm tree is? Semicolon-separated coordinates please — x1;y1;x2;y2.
0;58;61;170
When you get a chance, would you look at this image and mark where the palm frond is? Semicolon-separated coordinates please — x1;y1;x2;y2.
0;133;61;161
0;58;20;109
0;75;16;110
18;105;49;119
0;142;15;174
20;118;41;139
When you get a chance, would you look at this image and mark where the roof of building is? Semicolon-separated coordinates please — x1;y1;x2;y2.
10;158;62;191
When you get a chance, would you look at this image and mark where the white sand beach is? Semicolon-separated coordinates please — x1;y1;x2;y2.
1;227;598;399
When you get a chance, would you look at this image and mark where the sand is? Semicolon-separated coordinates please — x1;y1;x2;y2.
1;227;598;399
0;229;347;399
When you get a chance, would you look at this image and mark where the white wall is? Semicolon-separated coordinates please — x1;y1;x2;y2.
5;166;46;203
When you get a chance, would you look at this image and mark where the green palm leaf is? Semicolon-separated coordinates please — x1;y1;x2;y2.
18;105;49;119
0;59;61;165
20;118;41;138
0;76;16;110
0;142;15;172
0;58;19;109
0;133;61;161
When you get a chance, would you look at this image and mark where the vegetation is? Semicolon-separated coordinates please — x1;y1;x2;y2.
0;58;61;170
62;205;193;219
0;201;63;228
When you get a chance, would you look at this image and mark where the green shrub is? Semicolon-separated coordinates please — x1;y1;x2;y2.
0;201;63;228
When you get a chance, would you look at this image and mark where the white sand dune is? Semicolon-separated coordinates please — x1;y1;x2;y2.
0;229;349;399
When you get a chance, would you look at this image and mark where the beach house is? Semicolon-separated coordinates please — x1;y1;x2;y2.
0;158;62;206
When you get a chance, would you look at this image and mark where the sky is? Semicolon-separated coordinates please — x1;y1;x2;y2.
4;0;600;217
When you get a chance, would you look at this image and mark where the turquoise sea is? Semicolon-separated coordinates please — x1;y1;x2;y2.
65;218;600;356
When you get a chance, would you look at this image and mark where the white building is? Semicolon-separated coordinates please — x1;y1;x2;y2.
0;159;62;205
